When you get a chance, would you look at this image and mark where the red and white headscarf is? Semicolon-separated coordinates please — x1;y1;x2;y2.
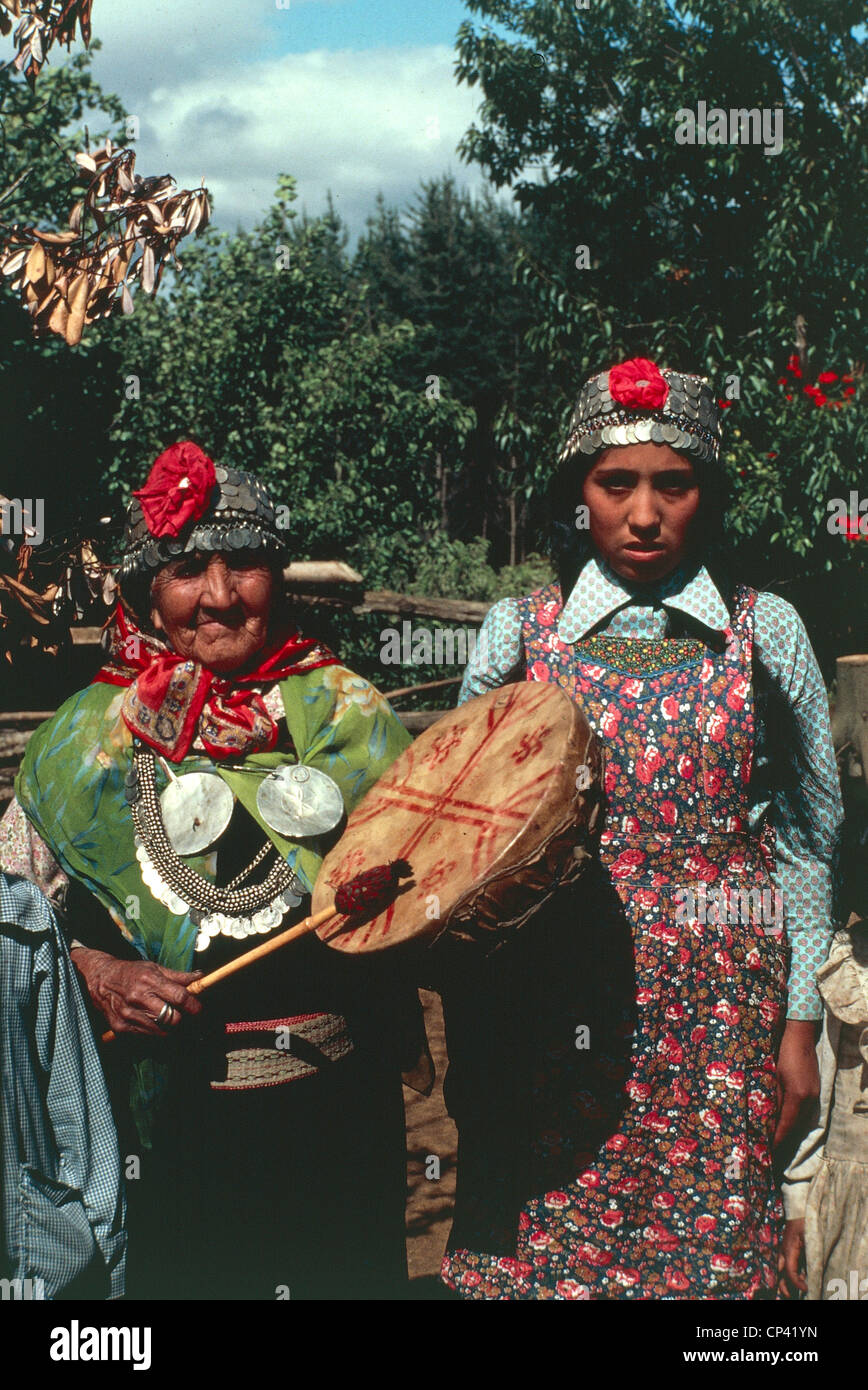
94;604;339;761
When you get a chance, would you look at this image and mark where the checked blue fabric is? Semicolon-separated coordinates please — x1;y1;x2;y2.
0;872;125;1298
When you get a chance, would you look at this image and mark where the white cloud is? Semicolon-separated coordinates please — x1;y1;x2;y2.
78;7;496;238
85;0;273;91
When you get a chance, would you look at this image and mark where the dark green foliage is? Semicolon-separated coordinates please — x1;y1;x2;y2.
451;0;868;667
106;175;476;585
0;52;127;530
354;175;550;564
1;15;865;685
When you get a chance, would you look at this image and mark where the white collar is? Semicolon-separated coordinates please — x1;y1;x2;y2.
558;554;731;643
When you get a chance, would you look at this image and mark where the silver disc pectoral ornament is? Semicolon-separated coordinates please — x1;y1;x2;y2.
256;764;344;838
160;770;235;856
128;745;307;955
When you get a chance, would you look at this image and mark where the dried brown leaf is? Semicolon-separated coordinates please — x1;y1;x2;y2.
64;272;89;345
25;242;45;281
46;294;67;335
141;243;155;293
3;138;210;346
34;229;77;245
1;247;28;277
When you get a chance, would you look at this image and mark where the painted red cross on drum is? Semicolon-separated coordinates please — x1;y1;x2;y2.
312;683;602;958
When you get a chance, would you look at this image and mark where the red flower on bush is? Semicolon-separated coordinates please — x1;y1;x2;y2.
781;362;855;409
134;441;217;538
803;384;827;407
608;357;669;410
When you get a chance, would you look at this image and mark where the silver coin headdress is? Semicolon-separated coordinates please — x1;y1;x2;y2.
558;358;722;467
120;442;286;578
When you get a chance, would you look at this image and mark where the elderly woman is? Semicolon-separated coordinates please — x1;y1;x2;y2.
0;442;422;1300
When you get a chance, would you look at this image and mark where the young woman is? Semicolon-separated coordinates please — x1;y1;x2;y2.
439;358;843;1300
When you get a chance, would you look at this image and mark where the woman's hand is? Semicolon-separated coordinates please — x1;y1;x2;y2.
774;1019;820;1152
71;947;203;1036
777;1218;807;1298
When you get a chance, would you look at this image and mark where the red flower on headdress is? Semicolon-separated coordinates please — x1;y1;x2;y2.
608;358;669;410
133;441;217;538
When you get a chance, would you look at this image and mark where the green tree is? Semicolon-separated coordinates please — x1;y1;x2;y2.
453;0;868;666
0;51;127;525
108;176;475;585
354;176;549;564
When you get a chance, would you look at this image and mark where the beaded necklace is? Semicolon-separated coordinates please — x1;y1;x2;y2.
126;743;303;953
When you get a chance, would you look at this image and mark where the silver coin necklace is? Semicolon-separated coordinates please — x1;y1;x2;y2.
127;747;303;954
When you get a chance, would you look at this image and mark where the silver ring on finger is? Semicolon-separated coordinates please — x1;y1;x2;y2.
154;1002;174;1026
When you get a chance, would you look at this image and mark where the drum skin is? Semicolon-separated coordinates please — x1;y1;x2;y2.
312;682;602;956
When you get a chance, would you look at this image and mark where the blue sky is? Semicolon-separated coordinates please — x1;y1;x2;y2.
48;0;500;240
18;2;855;244
261;0;476;53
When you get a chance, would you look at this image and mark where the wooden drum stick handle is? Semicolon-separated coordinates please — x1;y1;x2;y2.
188;902;337;994
99;901;338;1045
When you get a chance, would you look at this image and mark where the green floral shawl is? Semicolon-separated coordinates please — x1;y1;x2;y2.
16;664;411;1142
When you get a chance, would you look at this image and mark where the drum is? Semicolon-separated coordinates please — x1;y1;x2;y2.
312;681;602;955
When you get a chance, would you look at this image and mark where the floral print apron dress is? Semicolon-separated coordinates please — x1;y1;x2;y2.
442;581;788;1300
